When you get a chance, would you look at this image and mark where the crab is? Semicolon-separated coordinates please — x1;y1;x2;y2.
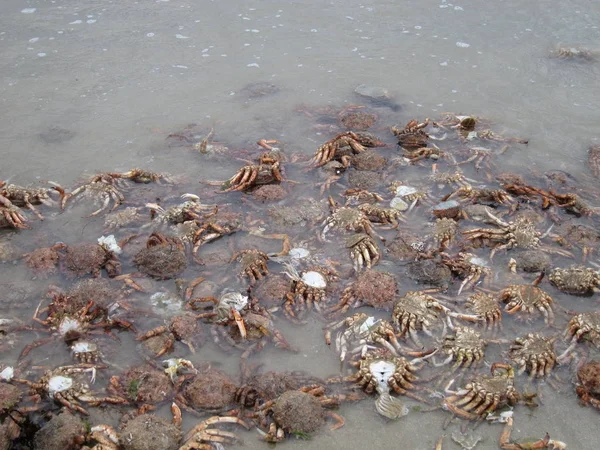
346;233;381;272
498;414;567;450
0;180;66;220
70;340;102;364
220;158;283;192
431;217;459;249
19;287;134;359
499;282;555;325
325;313;428;361
193;291;293;356
403;145;444;162
251;390;347;442
576;360;600;411
180;416;250;450
436;326;486;370
62;239;122;278
465;129;528;145
62;178;125;216
321;196;378;241
430;169;474;188
549;265;600;295
13;365;127;415
309;131;385;168
446;184;514;205
236;367;327;408
24;243;65;277
86;403;184;450
551;223;599;261
175;366;238;413
442;363;521;420
230;248;269;284
391;290;451;346
434;113;480;131
441;252;491;294
325;269;397;317
509;333;558;378
108;364;173;404
342;188;384;206
465;292;503;331
550;191;600;216
392;118;430;149
451;146;500;172
329;348;432;403
550;44;598;61
136;312;206;357
133;232;187;280
145;194;215;225
190;208;242;255
390;183;435;212
462;209;566;260
0;194;28;229
357;203;404;227
566;311;600;348
282;263;337;321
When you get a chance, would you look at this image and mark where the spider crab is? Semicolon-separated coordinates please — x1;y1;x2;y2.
249;390;348;442
391;118;430;149
0;180;66;220
0;194;29;229
443;363;521;421
12;364;127;415
309;131;385;168
282;262;338;321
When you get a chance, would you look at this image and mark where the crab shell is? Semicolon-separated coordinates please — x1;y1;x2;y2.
300;270;327;289
48;375;74;398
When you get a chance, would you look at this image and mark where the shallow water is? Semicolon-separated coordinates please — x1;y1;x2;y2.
2;0;600;449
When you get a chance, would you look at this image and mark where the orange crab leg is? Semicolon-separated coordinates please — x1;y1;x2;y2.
231;308;247;339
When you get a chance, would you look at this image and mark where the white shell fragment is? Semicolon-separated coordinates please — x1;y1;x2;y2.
301;271;327;289
390;197;409;212
71;341;97;353
58;317;82;336
289;247;311;260
48;375;73;398
0;366;14;381
98;235;122;254
375;391;409;420
394;186;418;197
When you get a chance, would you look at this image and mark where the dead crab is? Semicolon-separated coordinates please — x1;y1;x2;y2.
310;131;385;168
498;413;567;450
136;312;206;357
282;263;337;321
509;333;559;378
0;180;65;220
251;390;346;442
443;363;521;420
13;364;127;415
325;269;397;317
230;248;269;284
566;311;600;348
549;265;600;295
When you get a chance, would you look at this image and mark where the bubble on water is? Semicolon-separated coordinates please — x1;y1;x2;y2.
247;63;259;67
87;19;97;24
175;34;189;39
70;20;83;24
440;61;448;66
37;53;47;57
21;8;36;13
29;37;39;43
146;32;155;37
456;41;470;48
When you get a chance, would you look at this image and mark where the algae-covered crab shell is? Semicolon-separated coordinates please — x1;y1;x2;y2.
48;375;73;398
